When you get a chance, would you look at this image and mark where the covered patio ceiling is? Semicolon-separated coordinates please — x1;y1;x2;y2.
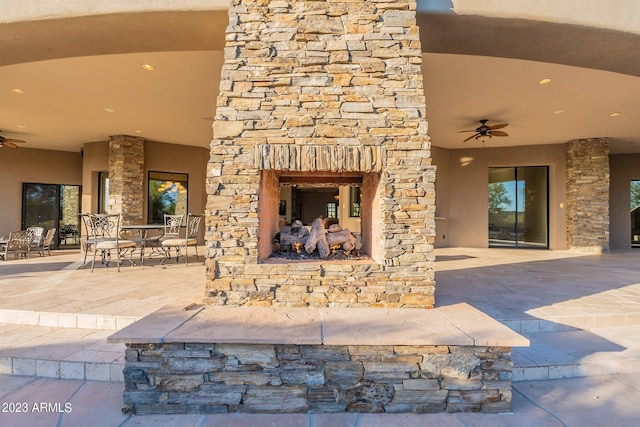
1;4;640;153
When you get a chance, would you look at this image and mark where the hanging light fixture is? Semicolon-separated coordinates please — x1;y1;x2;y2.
475;133;491;143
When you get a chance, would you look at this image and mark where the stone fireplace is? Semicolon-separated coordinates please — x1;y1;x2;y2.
113;0;527;415
204;0;436;309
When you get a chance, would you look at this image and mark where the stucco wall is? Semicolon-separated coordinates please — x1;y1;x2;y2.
0;148;82;236
81;141;109;214
610;153;640;249
433;144;566;249
432;146;450;248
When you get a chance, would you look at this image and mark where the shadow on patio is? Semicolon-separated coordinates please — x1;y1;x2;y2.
435;247;640;379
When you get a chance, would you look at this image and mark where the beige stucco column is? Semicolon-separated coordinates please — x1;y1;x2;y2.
108;135;145;225
565;138;610;253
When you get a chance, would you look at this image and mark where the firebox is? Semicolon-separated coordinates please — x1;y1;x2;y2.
258;171;382;263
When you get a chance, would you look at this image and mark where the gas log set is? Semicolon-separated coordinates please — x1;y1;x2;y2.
273;217;362;260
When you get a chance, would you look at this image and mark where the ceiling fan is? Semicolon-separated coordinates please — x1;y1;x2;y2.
459;119;509;143
0;131;27;149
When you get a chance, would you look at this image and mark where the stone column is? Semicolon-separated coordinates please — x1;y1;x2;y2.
108;135;145;225
565;138;610;252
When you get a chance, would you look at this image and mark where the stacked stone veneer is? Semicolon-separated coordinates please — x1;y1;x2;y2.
123;343;513;414
566;138;610;252
205;0;436;308
108;135;145;225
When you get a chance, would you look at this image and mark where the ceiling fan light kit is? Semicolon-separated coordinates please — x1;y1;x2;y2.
459;119;509;143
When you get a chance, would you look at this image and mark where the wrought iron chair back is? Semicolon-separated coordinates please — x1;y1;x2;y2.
163;214;184;238
26;226;44;247
186;214;203;240
88;213;119;239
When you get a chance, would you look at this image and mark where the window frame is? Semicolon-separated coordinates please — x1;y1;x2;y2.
147;171;189;224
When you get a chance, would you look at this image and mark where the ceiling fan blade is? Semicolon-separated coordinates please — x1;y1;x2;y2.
488;123;509;130
458;129;477;133
463;134;478;142
2;141;19;149
491;130;509;137
4;138;26;143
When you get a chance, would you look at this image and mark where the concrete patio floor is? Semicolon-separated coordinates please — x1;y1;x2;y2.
1;247;640;425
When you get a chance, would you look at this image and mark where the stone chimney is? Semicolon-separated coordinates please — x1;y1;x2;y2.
205;0;436;308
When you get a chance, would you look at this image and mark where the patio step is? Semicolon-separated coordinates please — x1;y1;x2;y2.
513;325;640;381
0;308;140;331
501;312;640;334
0;323;125;382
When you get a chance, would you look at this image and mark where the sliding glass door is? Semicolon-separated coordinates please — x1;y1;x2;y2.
22;183;81;249
488;166;548;248
631;180;640;247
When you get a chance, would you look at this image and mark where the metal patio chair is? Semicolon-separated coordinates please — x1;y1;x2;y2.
0;230;33;260
145;214;184;259
87;214;137;272
32;228;56;256
161;213;203;266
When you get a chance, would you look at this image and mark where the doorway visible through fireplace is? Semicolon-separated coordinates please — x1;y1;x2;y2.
258;171;381;261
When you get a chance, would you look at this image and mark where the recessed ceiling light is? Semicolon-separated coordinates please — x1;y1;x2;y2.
135;130;143;134
141;64;154;71
16;125;26;129
11;88;24;94
538;78;552;85
104;108;114;113
609;112;621;117
553;110;564;114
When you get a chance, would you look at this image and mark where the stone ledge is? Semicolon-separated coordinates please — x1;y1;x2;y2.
108;303;529;348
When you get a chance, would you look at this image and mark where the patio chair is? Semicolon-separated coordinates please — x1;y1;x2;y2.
62;224;80;244
31;228;56;256
145;214;184;259
80;213;100;265
87;214;137;272
161;213;203;266
0;230;33;260
26;226;45;256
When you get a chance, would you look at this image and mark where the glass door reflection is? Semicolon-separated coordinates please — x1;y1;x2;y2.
22;183;81;249
488;167;548;248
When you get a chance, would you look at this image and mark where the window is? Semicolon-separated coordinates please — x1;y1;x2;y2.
349;186;361;217
326;202;337;218
148;171;188;224
98;171;109;213
631;180;640;247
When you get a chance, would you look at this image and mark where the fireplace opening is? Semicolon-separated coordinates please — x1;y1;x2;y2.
258;171;381;263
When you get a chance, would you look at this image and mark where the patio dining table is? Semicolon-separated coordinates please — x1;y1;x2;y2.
120;224;165;264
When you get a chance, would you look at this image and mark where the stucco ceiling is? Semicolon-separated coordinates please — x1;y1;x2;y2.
1;8;640;154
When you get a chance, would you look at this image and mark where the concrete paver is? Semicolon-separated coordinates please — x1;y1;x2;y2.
2;247;640;425
1;374;639;426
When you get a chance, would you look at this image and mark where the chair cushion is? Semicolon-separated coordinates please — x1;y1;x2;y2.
162;238;196;247
95;239;137;250
161;238;183;246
